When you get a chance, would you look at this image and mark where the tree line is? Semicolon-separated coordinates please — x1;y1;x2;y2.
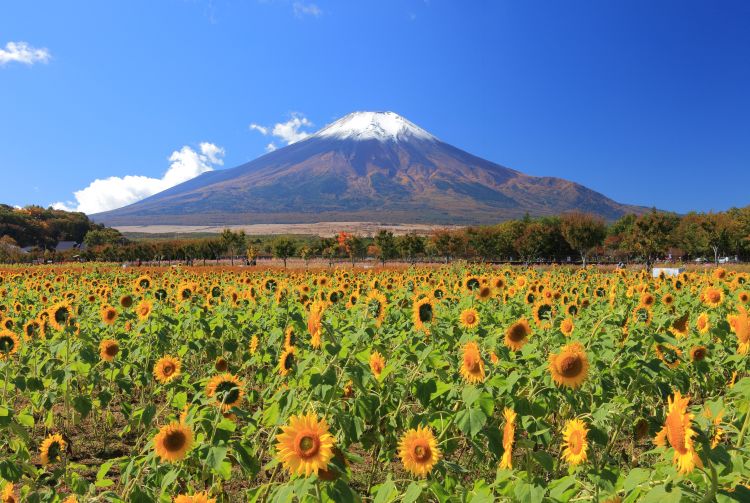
1;204;749;265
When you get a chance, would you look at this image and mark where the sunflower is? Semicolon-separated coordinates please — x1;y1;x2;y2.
365;291;387;326
206;373;244;411
655;343;682;369
476;285;493;301
459;308;480;329
738;290;750;305
173;492;216;503
504;318;531;351
369;351;385;378
153;355;181;384
639;292;655;308
560;317;574;337
249;334;259;355
275;412;335;477
413;297;435;334
696;312;710;334
0;330;20;360
702;286;724;308
561;418;588;466
119;294;134;308
499;407;516;469
727;306;750;354
689;345;708;362
99;339;119;361
398;425;440;477
136;299;152;321
40;433;67;465
154;422;193;462
100;304;118;325
532;302;554;327
669;313;689;339
460;341;485;383
549;342;589;388
48;302;72;331
654;391;701;474
2;482;17;503
279;346;296;376
284;326;298;350
214;357;228;372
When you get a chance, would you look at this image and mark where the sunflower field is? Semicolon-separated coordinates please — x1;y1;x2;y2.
0;264;750;502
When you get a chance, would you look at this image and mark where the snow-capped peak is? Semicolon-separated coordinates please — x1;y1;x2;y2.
314;111;437;142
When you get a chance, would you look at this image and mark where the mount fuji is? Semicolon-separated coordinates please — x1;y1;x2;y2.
93;111;644;226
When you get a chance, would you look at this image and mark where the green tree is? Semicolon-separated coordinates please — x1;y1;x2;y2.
273;238;297;268
624;209;679;270
560;212;607;267
374;230;398;266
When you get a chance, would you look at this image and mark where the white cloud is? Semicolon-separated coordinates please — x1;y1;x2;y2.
249;123;268;135
52;142;224;214
249;113;314;147
0;41;51;66
293;2;322;18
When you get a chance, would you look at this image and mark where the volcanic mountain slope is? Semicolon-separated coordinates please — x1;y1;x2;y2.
94;111;644;225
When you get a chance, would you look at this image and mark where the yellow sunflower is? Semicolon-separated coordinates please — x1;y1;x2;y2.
460;341;485;384
153;355;181;384
136;299;152;321
549;342;589;388
398;425;440;477
696;312;710;334
654;391;701;474
499;407;516;469
279;346;296;376
504;318;531;351
0;330;20;360
40;433;67;465
413;297;435;334
206;373;244;411
459;308;480;329
561;418;588;466
669;313;689;339
2;482;17;503
154;422;194;462
275;412;336;477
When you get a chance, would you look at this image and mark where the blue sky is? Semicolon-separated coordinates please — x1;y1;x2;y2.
1;0;748;215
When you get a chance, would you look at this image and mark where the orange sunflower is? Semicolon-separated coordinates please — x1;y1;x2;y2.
154;422;194;462
99;339;119;361
459;308;480;329
504;318;531;351
153;355;181;384
654;391;701;474
460;341;485;383
206;373;244;411
398;425;440;477
369;351;385;378
549;342;589;388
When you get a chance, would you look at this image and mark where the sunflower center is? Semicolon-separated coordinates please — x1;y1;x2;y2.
418;303;433;323
708;290;721;303
558;354;582;377
568;430;583;455
164;430;187;452
162;363;175;376
464;355;480;373
105;344;119;357
508;324;527;342
215;381;240;404
295;433;320;458
0;336;15;352
465;313;476;324
413;442;431;462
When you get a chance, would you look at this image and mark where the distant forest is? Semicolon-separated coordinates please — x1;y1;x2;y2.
1;203;749;265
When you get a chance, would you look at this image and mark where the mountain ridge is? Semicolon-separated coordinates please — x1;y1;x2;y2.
93;111;646;226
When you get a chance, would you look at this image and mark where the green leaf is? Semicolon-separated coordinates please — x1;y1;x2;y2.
622;468;650;492
372;477;398;503
456;407;487;437
402;482;422;503
207;446;228;474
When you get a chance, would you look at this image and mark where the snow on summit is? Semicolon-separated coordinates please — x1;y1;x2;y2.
315;111;436;142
